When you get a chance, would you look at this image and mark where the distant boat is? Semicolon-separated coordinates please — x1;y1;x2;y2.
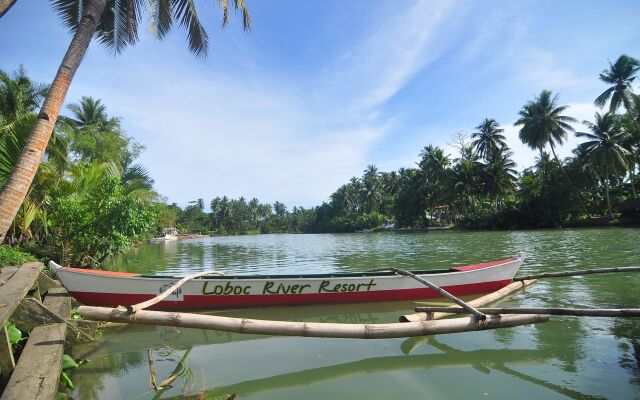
49;254;524;310
149;227;178;243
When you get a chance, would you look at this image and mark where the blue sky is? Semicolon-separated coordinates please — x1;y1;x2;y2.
1;0;639;208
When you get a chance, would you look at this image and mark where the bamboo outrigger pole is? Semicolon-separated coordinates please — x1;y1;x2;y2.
400;279;537;322
74;267;548;339
76;306;548;339
373;267;487;320
414;306;640;318
514;266;640;281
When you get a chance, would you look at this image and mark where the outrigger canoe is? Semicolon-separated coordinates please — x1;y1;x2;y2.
49;254;524;310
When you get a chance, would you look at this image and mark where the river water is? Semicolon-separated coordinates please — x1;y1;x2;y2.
70;228;640;399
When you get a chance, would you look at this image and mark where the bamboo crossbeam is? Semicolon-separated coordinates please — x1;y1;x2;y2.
127;270;225;312
414;306;640;318
514;266;640;281
77;306;548;339
400;279;536;322
375;267;487;320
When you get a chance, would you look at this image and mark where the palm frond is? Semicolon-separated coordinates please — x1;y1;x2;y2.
232;0;251;31
594;87;614;109
0;114;36;187
173;0;209;57
50;0;82;34
96;0;143;55
148;0;173;39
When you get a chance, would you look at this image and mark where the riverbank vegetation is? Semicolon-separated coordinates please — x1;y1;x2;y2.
175;54;640;233
1;54;638;265
0;69;158;266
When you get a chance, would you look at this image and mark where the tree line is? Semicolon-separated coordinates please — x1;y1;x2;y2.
1;54;638;266
174;54;639;233
1;70;159;266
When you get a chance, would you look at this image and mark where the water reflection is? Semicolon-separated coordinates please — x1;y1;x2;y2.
80;228;640;399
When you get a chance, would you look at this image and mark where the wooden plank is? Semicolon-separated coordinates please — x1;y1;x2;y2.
43;288;71;319
0;267;19;287
11;298;93;344
1;323;66;400
0;326;15;376
11;298;65;333
66;319;99;341
36;272;62;295
0;263;43;329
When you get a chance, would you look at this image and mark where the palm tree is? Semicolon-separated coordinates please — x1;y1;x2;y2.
594;55;640;113
471;118;506;161
59;96;127;164
0;66;49;122
418;145;451;224
64;96;113;129
485;148;518;209
362;164;382;213
515;90;576;181
621;105;639;198
576;112;630;218
451;145;483;215
0;0;251;242
121;163;155;199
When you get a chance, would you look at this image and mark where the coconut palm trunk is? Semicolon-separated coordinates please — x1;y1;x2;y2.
0;0;106;242
0;0;18;17
630;162;638;199
603;171;613;219
549;142;571;182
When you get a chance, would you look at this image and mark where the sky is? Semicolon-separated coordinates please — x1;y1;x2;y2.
1;0;639;208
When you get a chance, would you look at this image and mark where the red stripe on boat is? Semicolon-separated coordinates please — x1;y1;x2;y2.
450;258;516;272
62;267;140;277
69;279;512;310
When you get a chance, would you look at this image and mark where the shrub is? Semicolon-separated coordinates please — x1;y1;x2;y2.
0;245;36;268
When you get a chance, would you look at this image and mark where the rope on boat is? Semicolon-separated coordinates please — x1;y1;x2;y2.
514;266;640;281
372;267;487;320
414;306;640;318
127;269;226;313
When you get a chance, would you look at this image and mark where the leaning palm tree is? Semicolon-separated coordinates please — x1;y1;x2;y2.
0;0;18;17
515;90;576;181
0;0;251;242
594;55;640;113
471;118;506;161
576;112;630;219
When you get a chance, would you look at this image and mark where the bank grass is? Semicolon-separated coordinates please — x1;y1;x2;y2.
0;245;37;268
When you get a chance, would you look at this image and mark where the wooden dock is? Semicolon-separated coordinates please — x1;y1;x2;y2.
0;262;96;399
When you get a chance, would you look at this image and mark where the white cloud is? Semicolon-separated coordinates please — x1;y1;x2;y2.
71;0;463;208
512;48;592;90
315;0;461;114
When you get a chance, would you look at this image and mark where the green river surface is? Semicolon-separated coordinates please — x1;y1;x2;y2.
69;228;640;399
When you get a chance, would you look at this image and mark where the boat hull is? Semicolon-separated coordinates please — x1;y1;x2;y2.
50;256;523;310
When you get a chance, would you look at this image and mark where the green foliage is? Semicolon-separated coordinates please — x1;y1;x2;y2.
58;354;87;393
49;175;157;267
0;245;36;268
51;0;251;57
5;321;24;348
